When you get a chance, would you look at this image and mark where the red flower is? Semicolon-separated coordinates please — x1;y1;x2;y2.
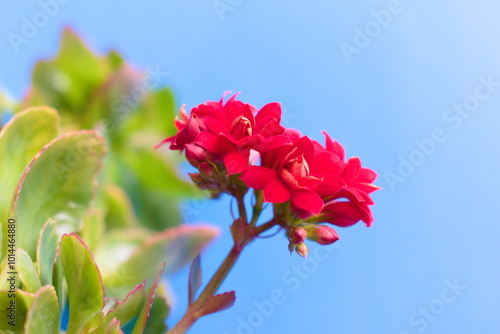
241;130;343;217
157;93;291;174
241;129;379;223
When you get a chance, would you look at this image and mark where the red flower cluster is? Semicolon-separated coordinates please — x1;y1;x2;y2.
157;93;289;175
159;94;379;256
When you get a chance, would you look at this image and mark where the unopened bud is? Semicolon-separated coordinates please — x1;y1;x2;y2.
307;225;340;245
185;143;208;167
295;243;309;258
198;162;216;178
287;226;307;244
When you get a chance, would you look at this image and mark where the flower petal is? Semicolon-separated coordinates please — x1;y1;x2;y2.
195;132;234;154
342;157;361;182
321;201;373;227
252;135;292;152
263;179;292;203
240;166;278;190
322;130;345;161
291;189;324;216
224;149;250;175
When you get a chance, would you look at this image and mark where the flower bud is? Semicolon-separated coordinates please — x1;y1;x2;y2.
185;143;208;167
287;226;307;244
307;225;340;245
198;162;216;179
295;243;309;258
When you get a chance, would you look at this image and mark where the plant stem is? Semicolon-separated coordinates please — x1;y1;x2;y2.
166;200;277;333
249;190;263;228
166;242;247;334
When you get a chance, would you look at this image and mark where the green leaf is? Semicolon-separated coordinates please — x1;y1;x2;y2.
143;293;169;334
123;149;195;198
0;107;59;258
52;250;64;317
36;219;60;286
121;87;177;136
80;210;106;253
11;130;106;258
16;249;41;293
98;225;218;299
60;233;104;334
188;255;202;305
119;149;196;230
131;187;183;231
24;27;109;124
91;283;146;334
24;285;60;334
102;183;138;230
131;265;164;334
105;318;124;334
197;291;236;317
0;290;33;332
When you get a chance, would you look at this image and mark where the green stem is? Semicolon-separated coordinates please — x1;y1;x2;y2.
249;190;264;228
166;194;278;333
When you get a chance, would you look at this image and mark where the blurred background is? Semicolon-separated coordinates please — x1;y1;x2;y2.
1;1;499;333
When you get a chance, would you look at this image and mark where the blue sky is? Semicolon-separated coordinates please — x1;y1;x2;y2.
1;1;500;333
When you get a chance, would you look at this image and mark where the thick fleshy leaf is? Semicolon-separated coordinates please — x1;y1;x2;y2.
122;148;196;198
11;130;106;258
240;166;278;190
0;107;59;259
188;255;202;305
36;219;59;286
102;183;138;230
118;87;177;146
91;283;146;334
105;318;124;334
198;291;236;317
16;248;41;293
263;179;292;203
51;250;64;318
0;290;32;332
143;294;169;334
292;189;324;216
80;210;106;253
24;285;60;334
131;265;164;334
24;27;109;123
60;233;105;334
98;225;218;299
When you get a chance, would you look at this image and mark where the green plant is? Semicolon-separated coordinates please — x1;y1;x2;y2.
0;29;217;333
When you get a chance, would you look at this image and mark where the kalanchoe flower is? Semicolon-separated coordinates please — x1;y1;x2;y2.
241;129;379;221
162;93;380;258
157;93;291;175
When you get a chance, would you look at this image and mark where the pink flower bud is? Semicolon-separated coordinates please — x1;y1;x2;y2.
185;143;208;167
287;227;307;244
307;225;340;245
198;162;216;179
295;243;309;258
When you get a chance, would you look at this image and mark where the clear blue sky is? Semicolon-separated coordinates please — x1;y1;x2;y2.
1;1;500;333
